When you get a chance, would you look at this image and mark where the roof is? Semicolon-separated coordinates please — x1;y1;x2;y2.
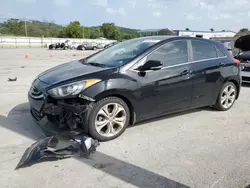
135;35;175;40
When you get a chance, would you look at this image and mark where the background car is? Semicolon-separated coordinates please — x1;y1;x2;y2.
28;36;241;142
77;42;103;50
234;34;250;83
48;42;61;50
104;41;119;49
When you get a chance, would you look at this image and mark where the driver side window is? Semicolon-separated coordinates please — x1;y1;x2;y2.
146;40;189;67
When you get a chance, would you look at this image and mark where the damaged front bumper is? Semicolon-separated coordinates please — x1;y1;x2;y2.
28;92;93;136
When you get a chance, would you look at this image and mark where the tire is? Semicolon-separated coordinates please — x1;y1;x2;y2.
93;47;97;50
88;97;130;141
213;81;237;111
81;46;85;50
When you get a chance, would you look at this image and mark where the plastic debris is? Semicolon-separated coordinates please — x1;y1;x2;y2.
8;77;17;81
15;133;100;170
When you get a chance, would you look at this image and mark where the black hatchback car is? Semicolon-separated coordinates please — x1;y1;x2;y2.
28;36;241;141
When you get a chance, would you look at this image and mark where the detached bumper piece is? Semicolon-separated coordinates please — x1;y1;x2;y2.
15;132;100;170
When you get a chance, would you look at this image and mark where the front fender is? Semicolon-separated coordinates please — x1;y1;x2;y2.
80;78;140;113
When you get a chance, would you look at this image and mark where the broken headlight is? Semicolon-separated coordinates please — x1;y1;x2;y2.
47;79;101;99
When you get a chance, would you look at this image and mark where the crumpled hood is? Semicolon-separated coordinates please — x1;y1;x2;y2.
38;60;110;85
235;34;250;51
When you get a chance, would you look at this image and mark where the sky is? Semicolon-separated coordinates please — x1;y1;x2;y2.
0;0;249;31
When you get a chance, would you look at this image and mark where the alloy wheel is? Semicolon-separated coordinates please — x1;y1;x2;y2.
95;103;127;137
220;84;236;109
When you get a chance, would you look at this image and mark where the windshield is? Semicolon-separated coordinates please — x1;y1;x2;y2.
83;38;162;67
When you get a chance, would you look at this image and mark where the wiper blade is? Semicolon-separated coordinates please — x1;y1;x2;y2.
87;62;106;67
79;59;106;67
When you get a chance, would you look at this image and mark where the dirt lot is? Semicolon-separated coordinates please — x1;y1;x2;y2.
0;48;250;188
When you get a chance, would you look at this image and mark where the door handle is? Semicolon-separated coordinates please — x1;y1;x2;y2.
217;62;226;67
181;70;193;76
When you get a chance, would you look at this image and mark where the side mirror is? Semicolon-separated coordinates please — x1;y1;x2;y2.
137;60;163;71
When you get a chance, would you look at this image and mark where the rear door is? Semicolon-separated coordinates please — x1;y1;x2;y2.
189;39;227;107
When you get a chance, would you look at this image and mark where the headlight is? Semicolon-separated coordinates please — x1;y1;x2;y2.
47;79;101;98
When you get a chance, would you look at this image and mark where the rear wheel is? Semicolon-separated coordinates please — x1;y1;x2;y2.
88;97;130;141
93;47;97;50
214;82;237;111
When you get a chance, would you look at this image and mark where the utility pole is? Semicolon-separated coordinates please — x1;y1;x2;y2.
24;20;28;37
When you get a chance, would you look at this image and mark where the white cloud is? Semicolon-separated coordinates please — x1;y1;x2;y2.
186;14;195;21
153;11;161;18
128;0;137;8
219;13;231;19
199;2;213;10
118;8;126;16
92;0;108;7
105;7;115;14
54;0;71;6
15;0;36;3
105;7;126;16
90;0;126;16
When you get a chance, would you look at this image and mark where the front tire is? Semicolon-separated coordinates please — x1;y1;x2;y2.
214;81;237;111
88;97;130;141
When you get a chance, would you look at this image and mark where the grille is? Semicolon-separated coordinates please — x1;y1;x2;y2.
29;85;44;99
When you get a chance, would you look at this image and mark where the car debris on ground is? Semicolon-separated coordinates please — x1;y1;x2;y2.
8;77;17;81
15;132;100;170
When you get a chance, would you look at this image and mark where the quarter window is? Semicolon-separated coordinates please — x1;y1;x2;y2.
191;40;218;61
216;46;226;57
146;40;189;67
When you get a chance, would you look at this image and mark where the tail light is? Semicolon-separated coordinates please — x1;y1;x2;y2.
233;58;240;66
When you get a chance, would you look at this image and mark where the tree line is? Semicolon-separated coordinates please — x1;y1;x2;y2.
0;18;249;40
0;19;140;40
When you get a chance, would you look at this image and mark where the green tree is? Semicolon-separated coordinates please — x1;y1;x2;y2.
63;21;83;38
83;27;90;38
239;28;249;32
235;28;250;38
5;19;23;36
122;34;136;40
100;23;121;40
89;27;101;39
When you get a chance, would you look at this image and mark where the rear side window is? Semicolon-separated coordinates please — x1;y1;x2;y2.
191;40;218;61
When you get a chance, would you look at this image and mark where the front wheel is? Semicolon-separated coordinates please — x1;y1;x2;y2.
88;97;130;141
213;82;237;111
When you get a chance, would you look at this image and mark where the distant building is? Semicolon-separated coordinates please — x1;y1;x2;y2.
138;29;237;39
175;30;236;39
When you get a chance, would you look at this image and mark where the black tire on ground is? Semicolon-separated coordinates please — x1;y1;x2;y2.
93;47;97;50
88;97;130;141
213;81;237;111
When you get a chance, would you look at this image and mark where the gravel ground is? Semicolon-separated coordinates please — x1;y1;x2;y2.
0;48;250;188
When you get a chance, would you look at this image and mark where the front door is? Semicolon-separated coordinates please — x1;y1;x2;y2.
129;39;194;120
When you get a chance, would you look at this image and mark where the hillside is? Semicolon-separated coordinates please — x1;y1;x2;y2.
0;18;140;39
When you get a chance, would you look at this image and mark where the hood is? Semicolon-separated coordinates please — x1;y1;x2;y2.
38;60;112;85
234;35;250;51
